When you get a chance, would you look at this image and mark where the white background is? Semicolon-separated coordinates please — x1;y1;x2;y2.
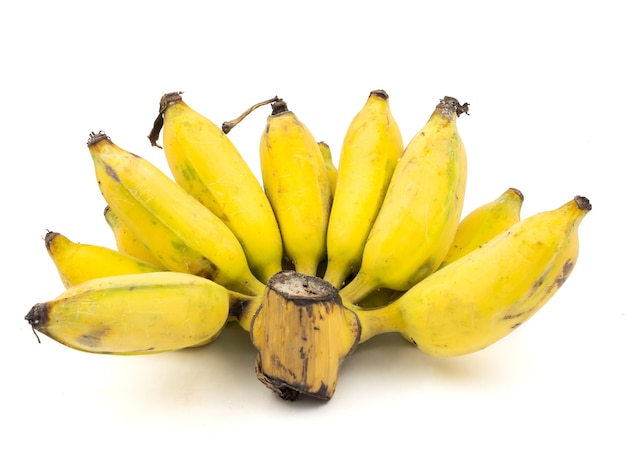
1;1;624;468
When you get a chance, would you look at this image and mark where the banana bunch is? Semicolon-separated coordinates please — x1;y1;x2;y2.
26;90;591;400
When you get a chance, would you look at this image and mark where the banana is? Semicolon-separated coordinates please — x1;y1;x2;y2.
87;131;265;296
318;141;337;196
323;90;404;288
352;196;592;354
439;187;524;268
259;99;332;276
25;272;259;354
103;205;164;267
340;96;469;304
45;230;162;288
151;92;283;283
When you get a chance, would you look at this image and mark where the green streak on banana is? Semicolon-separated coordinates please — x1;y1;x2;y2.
103;205;164;267
353;196;592;354
154;92;283;283
318;141;337;197
259;100;332;276
323;90;404;289
87;132;265;296
340;97;469;304
25;272;238;354
439;187;524;268
45;231;163;288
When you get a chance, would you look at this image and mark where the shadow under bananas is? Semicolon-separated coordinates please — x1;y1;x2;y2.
61;322;534;414
338;330;529;394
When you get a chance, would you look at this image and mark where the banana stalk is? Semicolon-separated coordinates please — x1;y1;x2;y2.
249;271;360;400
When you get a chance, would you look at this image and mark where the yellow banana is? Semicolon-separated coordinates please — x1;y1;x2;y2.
103;205;164;267
318;141;337;197
152;92;283;283
25;272;257;354
352;196;592;354
45;230;162;288
259;99;332;276
340;96;469;303
439;187;524;268
323;90;404;288
87;131;265;296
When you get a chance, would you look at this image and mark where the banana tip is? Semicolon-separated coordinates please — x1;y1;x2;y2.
25;303;49;330
159;91;184;113
87;131;109;147
270;99;289;116
509;187;524;202
370;89;389;100
575;196;592;211
438;96;470;117
43;230;58;250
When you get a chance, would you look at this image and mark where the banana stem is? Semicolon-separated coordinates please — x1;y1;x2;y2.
222;96;280;134
348;302;404;343
148;91;184;148
249;271;360;400
339;272;376;305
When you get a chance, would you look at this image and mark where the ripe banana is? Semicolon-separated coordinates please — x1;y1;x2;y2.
352;196;592;354
45;230;162;288
323;90;404;289
87;131;265;296
318;141;337;196
259;99;332;276
103;205;164;267
439;187;524;268
25;272;258;354
340;97;469;304
152;92;283;283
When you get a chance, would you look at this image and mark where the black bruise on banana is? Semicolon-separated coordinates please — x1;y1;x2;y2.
228;296;258;322
555;259;575;288
194;259;220;283
77;330;108;348
104;163;119;182
502;259;578;326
